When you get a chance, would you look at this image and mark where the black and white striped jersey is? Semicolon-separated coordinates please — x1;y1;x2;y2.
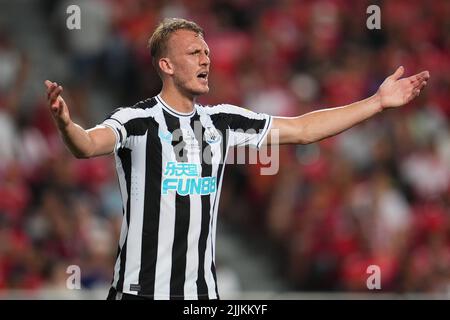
101;95;272;300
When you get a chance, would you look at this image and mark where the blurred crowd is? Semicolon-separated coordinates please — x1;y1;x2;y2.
0;0;449;294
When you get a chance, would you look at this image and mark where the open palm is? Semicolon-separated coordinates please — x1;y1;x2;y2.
378;66;430;109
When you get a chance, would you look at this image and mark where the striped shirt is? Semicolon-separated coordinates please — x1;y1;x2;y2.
101;95;272;300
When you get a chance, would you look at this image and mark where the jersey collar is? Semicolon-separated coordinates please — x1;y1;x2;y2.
156;95;196;117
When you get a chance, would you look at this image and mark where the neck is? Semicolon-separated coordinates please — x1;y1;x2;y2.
160;83;196;113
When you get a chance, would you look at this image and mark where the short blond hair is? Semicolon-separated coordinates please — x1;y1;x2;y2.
148;18;204;76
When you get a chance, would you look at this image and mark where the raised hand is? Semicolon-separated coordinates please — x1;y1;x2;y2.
44;80;71;129
378;66;430;109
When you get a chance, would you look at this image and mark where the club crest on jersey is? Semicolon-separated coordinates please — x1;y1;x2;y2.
158;129;172;143
204;127;221;144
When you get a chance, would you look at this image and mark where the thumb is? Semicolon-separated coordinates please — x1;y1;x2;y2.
390;66;404;81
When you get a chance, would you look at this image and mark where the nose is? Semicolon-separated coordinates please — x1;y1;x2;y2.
200;52;210;67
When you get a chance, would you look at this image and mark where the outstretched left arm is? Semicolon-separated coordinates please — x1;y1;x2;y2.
265;66;430;145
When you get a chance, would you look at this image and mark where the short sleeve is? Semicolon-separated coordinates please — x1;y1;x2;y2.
101;108;129;152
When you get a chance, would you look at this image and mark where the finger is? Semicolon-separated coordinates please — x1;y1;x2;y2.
390;66;404;81
51;103;60;113
413;80;427;91
409;75;422;86
46;82;60;98
49;95;59;110
45;80;59;94
44;80;53;88
51;98;64;113
416;71;430;81
49;87;61;104
413;71;430;83
419;81;427;90
411;80;421;89
51;100;60;112
46;82;57;96
49;86;63;104
410;72;430;88
420;70;430;80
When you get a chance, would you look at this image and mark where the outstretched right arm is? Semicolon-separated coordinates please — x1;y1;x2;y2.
45;80;116;158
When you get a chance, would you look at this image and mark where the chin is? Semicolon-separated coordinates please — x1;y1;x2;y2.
200;86;209;94
190;86;209;96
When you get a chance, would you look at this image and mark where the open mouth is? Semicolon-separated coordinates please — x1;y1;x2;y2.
197;71;208;80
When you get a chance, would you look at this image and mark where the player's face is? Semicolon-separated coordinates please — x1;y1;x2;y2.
165;30;210;97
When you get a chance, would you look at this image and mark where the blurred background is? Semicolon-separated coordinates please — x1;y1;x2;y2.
0;0;449;299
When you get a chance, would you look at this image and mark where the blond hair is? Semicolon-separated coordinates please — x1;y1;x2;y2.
148;18;204;76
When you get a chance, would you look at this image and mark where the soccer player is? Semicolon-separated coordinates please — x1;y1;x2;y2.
44;18;429;300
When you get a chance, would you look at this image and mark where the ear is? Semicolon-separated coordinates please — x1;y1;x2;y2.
159;58;174;76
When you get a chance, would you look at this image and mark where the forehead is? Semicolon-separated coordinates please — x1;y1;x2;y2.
167;29;208;51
